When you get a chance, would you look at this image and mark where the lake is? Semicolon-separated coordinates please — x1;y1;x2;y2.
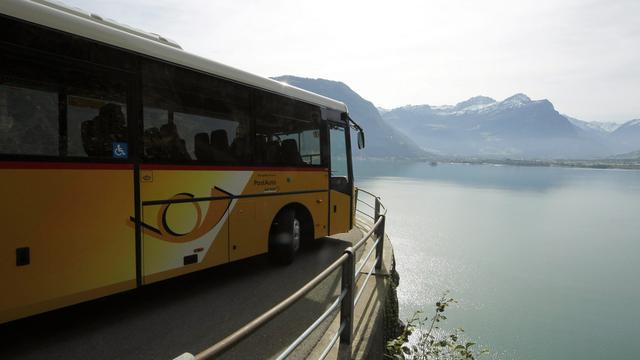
353;160;640;360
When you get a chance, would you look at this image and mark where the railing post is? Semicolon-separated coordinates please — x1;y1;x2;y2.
374;196;381;222
354;187;359;206
375;215;385;271
354;187;359;225
339;247;355;356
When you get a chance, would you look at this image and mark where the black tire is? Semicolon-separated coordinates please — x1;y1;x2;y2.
269;209;300;265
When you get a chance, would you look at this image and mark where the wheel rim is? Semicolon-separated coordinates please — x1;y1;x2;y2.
292;218;300;251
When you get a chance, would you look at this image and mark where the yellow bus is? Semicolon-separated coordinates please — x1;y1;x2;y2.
0;0;365;324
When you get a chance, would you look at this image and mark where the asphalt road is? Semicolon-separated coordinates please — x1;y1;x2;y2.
0;231;360;360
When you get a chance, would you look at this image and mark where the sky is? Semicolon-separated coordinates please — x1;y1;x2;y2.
62;0;640;123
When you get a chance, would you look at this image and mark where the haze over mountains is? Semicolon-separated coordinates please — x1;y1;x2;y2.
275;76;639;160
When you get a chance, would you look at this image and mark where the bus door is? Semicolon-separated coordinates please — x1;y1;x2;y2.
138;163;233;284
329;122;353;234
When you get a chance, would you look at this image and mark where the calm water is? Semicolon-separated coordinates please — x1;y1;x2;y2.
354;160;640;360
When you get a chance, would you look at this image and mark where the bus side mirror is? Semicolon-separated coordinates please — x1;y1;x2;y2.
357;130;365;149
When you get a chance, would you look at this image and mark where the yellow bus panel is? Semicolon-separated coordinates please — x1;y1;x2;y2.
0;165;136;324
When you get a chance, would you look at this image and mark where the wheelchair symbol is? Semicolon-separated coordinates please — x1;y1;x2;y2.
113;142;128;158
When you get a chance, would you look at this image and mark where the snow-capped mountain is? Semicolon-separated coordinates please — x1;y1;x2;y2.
448;95;497;113
498;93;534;109
382;94;626;159
591;122;621;133
404;94;541;117
566;116;620;134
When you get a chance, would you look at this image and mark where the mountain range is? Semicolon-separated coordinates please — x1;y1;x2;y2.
382;95;640;159
273;76;639;160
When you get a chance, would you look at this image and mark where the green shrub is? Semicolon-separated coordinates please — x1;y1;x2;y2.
386;292;489;360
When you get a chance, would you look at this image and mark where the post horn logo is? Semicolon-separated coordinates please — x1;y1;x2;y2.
129;187;233;243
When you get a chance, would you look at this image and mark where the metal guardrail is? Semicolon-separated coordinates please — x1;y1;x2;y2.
175;187;387;360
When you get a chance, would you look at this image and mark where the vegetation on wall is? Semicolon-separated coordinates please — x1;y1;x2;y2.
386;292;489;360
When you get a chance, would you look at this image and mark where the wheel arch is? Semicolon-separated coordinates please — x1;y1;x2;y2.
269;202;315;241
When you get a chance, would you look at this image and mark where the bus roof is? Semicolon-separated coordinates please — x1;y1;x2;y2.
0;0;349;114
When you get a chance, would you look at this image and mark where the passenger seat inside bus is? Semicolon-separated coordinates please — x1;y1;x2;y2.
255;135;268;163
81;103;127;157
194;132;213;161
159;123;190;161
144;127;163;159
210;130;229;153
211;129;233;161
281;139;303;165
193;130;235;162
265;140;280;164
230;136;250;161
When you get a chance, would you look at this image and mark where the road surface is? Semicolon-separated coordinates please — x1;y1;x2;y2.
0;230;361;360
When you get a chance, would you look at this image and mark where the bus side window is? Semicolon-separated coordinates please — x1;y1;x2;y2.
0;83;59;157
142;60;252;164
254;92;322;166
0;54;129;160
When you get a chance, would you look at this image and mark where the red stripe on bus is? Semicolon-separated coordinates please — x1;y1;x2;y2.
0;161;133;170
0;161;327;172
140;164;329;172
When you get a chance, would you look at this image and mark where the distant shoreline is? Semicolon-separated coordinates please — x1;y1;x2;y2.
447;158;640;170
354;157;640;170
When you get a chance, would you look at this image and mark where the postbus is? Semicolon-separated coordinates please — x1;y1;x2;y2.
0;0;365;324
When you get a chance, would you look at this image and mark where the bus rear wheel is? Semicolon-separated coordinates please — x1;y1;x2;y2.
269;209;300;265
